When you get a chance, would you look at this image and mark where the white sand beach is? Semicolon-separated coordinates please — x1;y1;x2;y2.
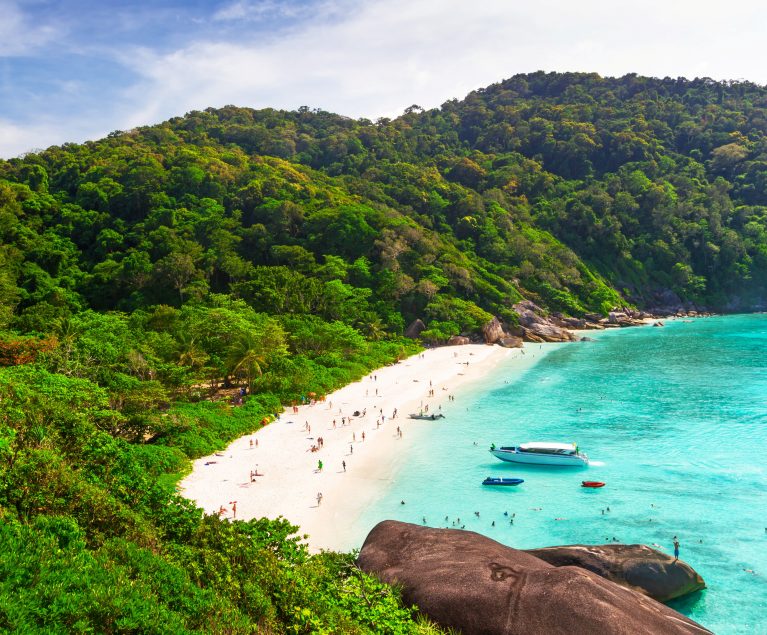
180;344;527;552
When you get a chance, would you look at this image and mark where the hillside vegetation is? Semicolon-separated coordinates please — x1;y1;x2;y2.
1;71;766;631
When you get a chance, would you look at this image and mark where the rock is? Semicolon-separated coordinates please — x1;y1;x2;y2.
522;323;578;342
357;521;710;635
580;336;596;342
404;319;426;339
447;335;470;346
497;335;524;348
482;316;505;344
525;544;706;603
562;317;587;329
513;302;579;343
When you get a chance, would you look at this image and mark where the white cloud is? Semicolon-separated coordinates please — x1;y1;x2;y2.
213;0;297;22
3;0;767;157
0;0;61;56
0;119;77;157
120;0;767;130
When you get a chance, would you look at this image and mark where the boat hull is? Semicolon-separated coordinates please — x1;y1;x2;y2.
482;478;524;486
490;449;588;466
581;481;605;488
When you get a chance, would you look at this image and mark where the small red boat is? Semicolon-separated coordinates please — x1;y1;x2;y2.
581;481;605;488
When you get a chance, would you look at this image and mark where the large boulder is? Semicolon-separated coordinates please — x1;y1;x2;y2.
447;335;471;346
404;319;426;339
498;335;524;348
513;301;578;343
482;317;505;344
525;544;705;602
357;521;710;635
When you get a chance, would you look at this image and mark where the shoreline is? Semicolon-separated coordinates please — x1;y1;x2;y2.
179;343;535;551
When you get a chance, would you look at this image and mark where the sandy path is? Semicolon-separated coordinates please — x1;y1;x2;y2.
179;344;522;551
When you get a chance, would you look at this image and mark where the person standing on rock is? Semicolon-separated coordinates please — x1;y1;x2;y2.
673;536;680;562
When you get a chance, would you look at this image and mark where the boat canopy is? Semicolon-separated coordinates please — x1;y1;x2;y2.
518;442;577;454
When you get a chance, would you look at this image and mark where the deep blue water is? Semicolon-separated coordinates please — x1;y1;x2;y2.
358;315;767;634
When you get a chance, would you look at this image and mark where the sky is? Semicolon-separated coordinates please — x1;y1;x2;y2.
1;0;766;158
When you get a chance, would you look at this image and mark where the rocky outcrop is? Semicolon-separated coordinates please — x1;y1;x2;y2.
497;335;524;348
482;316;505;344
357;521;710;635
513;301;578;343
404;319;426;339
447;335;470;346
525;544;706;603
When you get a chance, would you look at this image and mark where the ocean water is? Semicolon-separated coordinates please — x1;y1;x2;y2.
357;315;767;634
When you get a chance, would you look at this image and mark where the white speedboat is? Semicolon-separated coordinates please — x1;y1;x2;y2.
490;442;588;466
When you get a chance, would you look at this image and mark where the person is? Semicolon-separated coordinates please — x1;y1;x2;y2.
231;501;237;518
673;536;680;562
318;459;323;472
342;460;346;472
317;492;323;505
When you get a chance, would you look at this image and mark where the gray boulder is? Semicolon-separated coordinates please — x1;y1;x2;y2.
482;317;505;344
497;335;524;348
447;335;471;346
404;319;426;339
525;544;706;602
513;301;578;343
357;521;710;635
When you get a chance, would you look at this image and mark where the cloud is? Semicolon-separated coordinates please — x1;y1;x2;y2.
3;0;767;158
213;0;298;22
0;118;89;157
120;0;767;131
0;0;62;56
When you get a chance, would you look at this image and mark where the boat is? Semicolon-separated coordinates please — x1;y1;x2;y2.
482;477;524;486
408;413;445;420
581;481;605;488
489;442;589;466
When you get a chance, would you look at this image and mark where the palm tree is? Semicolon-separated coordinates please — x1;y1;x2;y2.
361;318;387;341
226;332;268;394
174;333;209;371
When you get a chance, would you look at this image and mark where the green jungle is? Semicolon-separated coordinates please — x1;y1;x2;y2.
2;71;767;632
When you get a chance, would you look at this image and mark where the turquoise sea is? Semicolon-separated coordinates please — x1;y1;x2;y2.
357;315;767;634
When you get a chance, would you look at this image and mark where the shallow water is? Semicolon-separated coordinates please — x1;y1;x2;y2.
357;315;767;633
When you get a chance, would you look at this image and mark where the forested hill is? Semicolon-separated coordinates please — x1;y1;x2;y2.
0;72;765;631
4;72;767;342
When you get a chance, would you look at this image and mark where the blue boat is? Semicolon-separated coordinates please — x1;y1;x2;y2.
482;477;524;486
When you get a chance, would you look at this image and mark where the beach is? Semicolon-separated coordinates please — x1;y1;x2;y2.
179;343;521;551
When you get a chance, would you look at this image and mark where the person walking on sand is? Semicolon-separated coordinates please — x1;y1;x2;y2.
673;536;680;562
318;460;323;472
317;492;323;505
342;460;346;472
231;501;237;518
